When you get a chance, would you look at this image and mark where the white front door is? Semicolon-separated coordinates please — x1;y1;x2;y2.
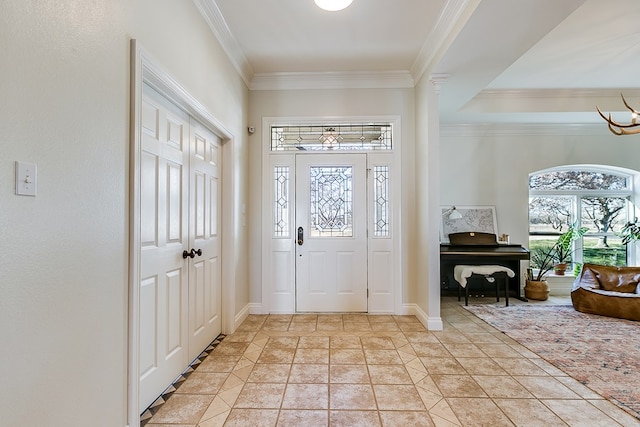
295;154;368;312
187;120;222;361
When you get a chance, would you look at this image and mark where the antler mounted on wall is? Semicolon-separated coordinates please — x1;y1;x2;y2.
597;94;640;135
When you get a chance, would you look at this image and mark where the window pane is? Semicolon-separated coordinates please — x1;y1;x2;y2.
529;196;574;234
273;166;290;237
373;165;389;237
583;236;626;266
309;166;353;237
271;124;392;151
580;197;628;234
529;170;628;190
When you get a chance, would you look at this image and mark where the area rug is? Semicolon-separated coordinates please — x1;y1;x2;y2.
464;304;640;419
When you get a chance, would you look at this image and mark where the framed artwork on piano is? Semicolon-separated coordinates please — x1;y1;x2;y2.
440;205;497;243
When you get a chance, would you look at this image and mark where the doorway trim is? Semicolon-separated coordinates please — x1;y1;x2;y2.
128;40;235;426
260;116;402;315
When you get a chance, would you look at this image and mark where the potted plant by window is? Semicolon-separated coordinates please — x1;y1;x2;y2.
526;224;588;299
526;247;555;300
620;220;640;245
553;224;588;275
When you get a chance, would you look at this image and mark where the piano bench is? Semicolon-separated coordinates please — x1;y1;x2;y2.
453;265;515;306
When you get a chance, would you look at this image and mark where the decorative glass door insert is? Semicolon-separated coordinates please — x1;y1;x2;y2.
309;166;353;237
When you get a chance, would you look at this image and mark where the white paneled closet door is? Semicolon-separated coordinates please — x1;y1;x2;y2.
187;119;222;361
138;84;222;411
139;84;190;410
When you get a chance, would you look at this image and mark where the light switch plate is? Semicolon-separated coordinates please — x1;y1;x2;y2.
15;161;37;196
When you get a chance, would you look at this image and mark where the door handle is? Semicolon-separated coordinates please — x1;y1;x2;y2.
183;249;195;259
182;248;203;259
297;226;304;245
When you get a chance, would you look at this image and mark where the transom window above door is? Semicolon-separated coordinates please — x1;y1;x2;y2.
271;123;392;151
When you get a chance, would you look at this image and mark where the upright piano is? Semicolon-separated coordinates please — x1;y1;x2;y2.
440;243;530;300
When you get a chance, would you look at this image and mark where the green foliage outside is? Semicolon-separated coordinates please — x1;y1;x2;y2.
529;238;626;268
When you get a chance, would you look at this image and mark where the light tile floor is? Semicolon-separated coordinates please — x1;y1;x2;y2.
144;297;640;426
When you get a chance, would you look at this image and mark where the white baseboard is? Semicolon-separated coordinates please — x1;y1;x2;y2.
232;303;250;332
401;303;443;331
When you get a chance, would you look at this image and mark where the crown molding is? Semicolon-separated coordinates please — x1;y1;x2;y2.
193;0;254;86
411;0;481;83
440;122;614;137
475;88;640;100
249;70;415;91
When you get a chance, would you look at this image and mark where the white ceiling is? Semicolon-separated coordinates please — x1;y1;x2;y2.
199;0;640;125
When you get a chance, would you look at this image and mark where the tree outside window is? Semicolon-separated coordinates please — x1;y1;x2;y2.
529;167;633;270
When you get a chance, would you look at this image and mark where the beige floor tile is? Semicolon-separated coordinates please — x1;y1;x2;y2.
475;343;523;358
442;343;486;358
447;397;515;426
368;364;412;384
361;336;396;349
455;357;507;376
330;348;366;364
428;398;461;425
514;375;581;399
256;348;296;364
294;347;329;364
330;335;362;349
431;375;487;398
173;372;228;394
148;394;213;424
374;384;426;410
371;322;401;332
344;322;373;332
330;364;370;383
542;399;623;426
421;357;465;375
493;398;568;427
265;336;299;349
330;410;381;426
213;341;251;356
143;304;636;427
330;384;377;410
364;349;403;364
234;383;286;409
404;331;440;344
224;408;279;427
298;336;330;349
289;363;329;383
412;343;453;357
199;395;231;423
247;363;290;383
288;322;317;332
491;357;550;376
281;383;329;409
317;321;344;331
472;375;533;398
380;410;435;426
277;409;328;426
587;399;640;426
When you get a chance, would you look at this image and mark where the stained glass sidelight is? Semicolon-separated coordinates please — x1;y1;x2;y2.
309;166;353;237
273;166;290;237
373;166;389;237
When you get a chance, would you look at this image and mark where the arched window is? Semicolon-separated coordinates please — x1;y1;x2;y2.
529;166;635;271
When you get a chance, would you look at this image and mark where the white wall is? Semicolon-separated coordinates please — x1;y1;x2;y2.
440;125;640;258
247;88;417;310
0;1;249;425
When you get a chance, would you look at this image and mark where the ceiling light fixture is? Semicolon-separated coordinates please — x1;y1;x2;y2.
597;94;640;135
314;0;353;12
